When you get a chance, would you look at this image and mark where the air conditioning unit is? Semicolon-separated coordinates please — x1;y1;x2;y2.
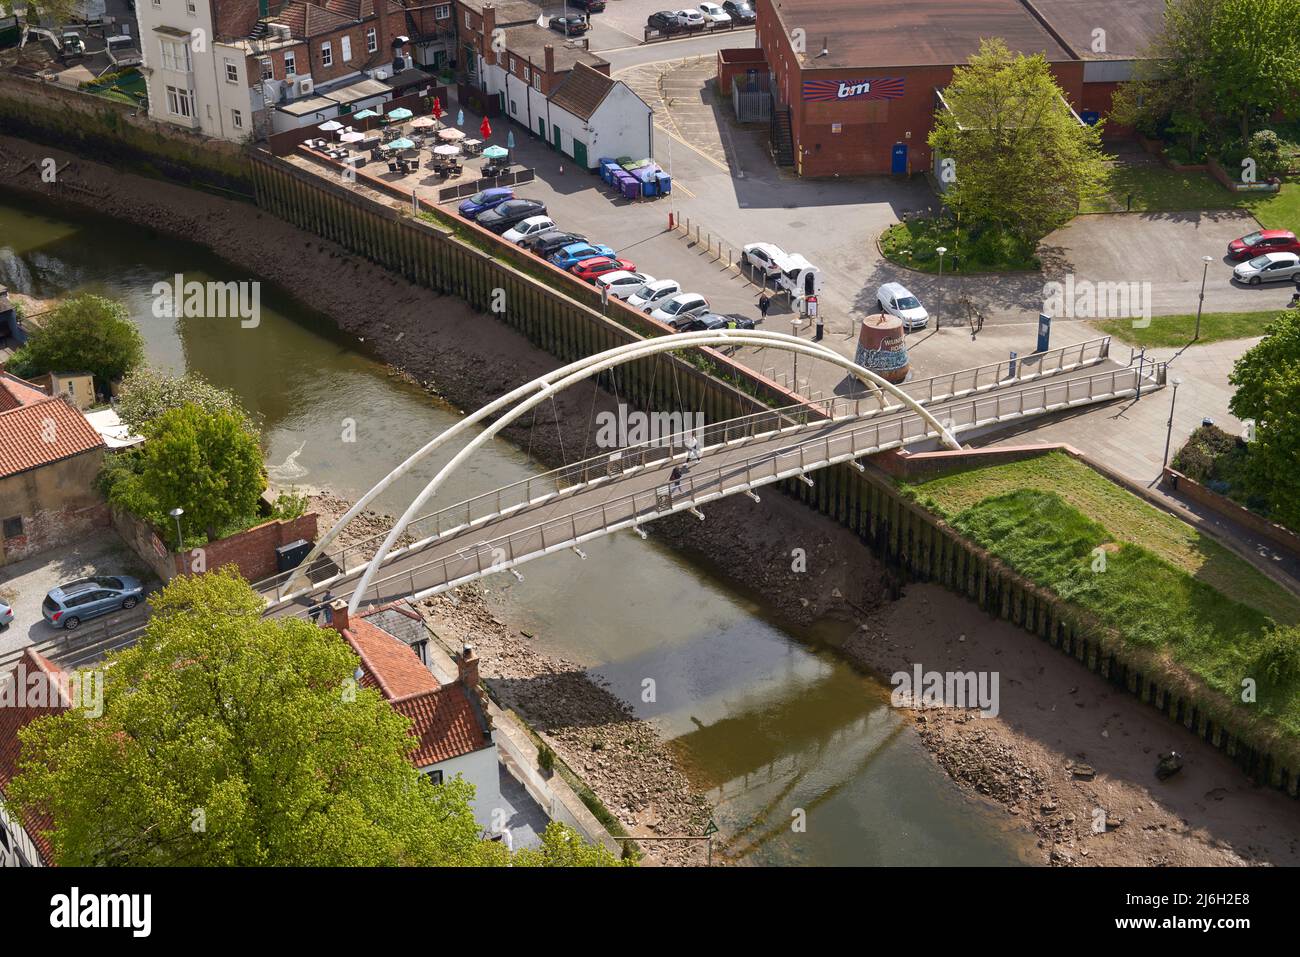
272;23;291;40
372;67;389;80
296;76;314;96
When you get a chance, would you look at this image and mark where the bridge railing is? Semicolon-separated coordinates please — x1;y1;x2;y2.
350;361;1155;607
259;337;1115;598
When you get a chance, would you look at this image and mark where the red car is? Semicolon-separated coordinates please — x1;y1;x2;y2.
570;257;637;282
1228;229;1300;261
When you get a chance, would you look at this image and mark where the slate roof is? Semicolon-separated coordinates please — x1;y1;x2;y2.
548;61;619;120
501;25;607;74
277;1;355;38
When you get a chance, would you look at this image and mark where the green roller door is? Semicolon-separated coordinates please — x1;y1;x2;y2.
573;140;587;169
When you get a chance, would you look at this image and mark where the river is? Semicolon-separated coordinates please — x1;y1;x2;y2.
0;189;1036;865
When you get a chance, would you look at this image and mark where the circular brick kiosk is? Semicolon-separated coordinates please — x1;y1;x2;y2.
853;313;910;383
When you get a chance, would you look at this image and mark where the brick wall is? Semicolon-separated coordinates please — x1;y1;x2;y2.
716;47;766;94
215;0;263;40
174;513;319;582
1164;468;1300;560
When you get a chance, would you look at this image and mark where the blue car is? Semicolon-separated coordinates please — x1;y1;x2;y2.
549;242;616;270
42;575;145;630
458;187;515;218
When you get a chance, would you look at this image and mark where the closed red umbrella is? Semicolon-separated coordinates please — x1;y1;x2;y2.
431;97;443;120
479;117;492;141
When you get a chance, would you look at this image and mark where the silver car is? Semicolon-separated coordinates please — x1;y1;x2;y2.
42;575;144;630
1233;252;1300;285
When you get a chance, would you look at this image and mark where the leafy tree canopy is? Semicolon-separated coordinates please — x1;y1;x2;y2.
116;366;259;437
6;294;143;391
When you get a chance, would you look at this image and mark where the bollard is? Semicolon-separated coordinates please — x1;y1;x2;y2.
668;211;675;230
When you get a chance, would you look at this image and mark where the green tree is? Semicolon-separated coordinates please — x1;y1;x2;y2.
7;294;143;393
512;822;632;867
106;403;266;541
1206;0;1300;143
1229;310;1300;530
116;366;259;436
929;39;1108;242
6;569;503;866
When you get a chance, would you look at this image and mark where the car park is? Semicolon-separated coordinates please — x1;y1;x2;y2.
629;279;682;311
549;14;588;35
458;187;514;218
525;231;588;258
550;242;617;270
595;271;656;300
0;599;12;631
1232;251;1300;285
502;215;557;244
648;11;686;33
877;281;929;329
677;8;706;29
698;2;731;22
42;576;144;631
742;242;788;278
722;0;755;21
679;312;755;331
572;257;638;282
1227;229;1300;261
651;293;710;326
475;198;548;234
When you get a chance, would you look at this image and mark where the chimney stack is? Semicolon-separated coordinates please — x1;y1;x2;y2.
457;642;480;690
329;599;349;634
483;5;498;64
544;43;554;79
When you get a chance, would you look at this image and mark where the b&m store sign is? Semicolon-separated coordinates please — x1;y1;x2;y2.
802;76;905;102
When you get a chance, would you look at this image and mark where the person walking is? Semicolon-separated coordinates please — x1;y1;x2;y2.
669;465;685;495
758;292;771;322
685;433;701;463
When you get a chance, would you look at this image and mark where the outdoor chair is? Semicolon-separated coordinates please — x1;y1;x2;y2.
388;160;399;173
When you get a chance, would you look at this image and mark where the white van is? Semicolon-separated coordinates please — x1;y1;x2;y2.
776;254;822;301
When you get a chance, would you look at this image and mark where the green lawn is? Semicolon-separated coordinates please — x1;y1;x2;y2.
901;451;1300;742
878;219;1040;275
1095;309;1284;348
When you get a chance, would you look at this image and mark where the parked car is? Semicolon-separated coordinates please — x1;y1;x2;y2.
502;215;557;244
549;242;617;270
42;576;144;631
0;599;12;631
698;2;731;23
571;0;605;10
629;278;682;311
742;241;788;278
572;257;638;283
679;312;755;331
676;8;706;29
647;10;686;33
877;281;929;329
722;0;755;21
476;198;548;233
525;231;588;258
1228;229;1300;261
550;14;588;35
595;270;656;300
1232;252;1300;285
651;292;710;326
458;187;514;218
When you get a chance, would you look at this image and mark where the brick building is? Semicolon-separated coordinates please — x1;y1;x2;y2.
748;0;1161;177
0;648;68;866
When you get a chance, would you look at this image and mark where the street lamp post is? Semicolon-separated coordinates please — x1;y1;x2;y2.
1162;377;1184;470
935;246;948;330
169;507;184;553
1194;255;1213;340
790;317;802;391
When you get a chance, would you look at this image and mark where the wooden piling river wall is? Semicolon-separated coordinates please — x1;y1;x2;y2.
248;148;1297;796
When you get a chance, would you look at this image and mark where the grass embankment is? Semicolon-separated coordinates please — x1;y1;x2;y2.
900;452;1300;750
878;219;1041;274
1095;310;1282;348
1079;165;1300;234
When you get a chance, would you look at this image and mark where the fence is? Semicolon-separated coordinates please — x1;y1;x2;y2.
437;167;536;202
732;75;771;123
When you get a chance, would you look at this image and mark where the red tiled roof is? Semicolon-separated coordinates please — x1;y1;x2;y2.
279;0;355;37
346;615;440;700
0;373;51;412
0;395;104;479
0;648;72;866
394;685;491;767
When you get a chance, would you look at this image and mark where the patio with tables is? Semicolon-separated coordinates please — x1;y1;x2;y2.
302;99;522;195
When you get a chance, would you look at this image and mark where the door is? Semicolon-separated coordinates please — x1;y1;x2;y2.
573;139;587;169
538;117;545;138
552;124;561;149
891;142;908;175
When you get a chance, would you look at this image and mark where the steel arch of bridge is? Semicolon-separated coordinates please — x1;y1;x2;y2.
287;329;960;613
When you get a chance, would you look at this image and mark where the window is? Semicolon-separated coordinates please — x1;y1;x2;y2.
223;57;238;83
366;27;377;52
160;38;191;72
508;56;515;72
464;10;471;27
259;57;273;80
186;0;196;12
232;109;243;128
283;50;296;75
165;85;194;118
321;41;332;67
341;35;351;62
151;0;160;6
425;770;444;785
523;65;530;82
2;516;21;539
434;2;450;17
532;72;541;91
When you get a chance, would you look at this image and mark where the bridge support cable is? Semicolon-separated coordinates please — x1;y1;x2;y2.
342;331;961;614
284;329;888;597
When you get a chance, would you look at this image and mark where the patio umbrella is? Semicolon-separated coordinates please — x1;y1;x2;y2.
387;107;414;121
507;130;515;149
354;109;379;119
318;120;344;132
479;117;492;140
385;137;416;150
431;97;443;120
410;116;436;129
457;109;464;126
433;144;461;156
438;128;466;141
340;131;365;143
482;145;508;160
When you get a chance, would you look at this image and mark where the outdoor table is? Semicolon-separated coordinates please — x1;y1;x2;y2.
462;139;481;155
